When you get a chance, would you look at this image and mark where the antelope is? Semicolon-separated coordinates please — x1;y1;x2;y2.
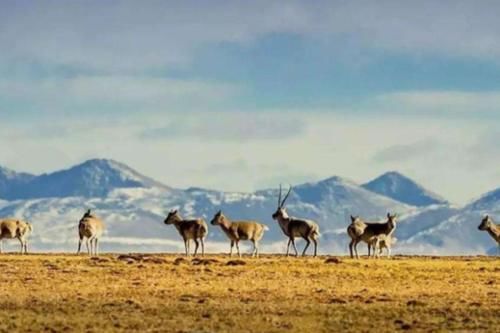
369;234;397;258
347;213;397;259
210;210;268;258
0;219;33;254
272;185;320;257
164;210;208;257
478;215;500;255
77;209;105;256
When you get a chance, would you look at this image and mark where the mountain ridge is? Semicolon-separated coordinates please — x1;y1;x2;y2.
362;171;448;207
0;158;170;200
0;159;498;254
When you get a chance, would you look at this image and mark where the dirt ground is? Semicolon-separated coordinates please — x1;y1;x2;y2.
0;254;498;332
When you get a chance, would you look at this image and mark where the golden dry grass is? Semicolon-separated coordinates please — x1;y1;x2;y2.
0;254;498;332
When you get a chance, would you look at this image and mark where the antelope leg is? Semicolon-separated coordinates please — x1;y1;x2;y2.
302;238;310;256
94;238;99;256
236;241;241;258
194;239;199;257
291;238;299;257
85;239;90;256
286;238;292;257
77;238;83;254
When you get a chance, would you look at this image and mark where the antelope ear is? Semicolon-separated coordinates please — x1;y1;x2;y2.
387;212;391;219
350;215;355;222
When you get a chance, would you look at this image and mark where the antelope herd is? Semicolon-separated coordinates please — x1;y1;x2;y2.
0;185;499;257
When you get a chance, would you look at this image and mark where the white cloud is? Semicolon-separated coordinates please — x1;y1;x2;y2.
372;139;439;163
377;91;500;113
139;112;306;142
1;110;498;205
2;1;500;72
0;76;238;115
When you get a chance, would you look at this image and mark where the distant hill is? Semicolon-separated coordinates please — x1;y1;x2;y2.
0;161;411;253
0;159;170;200
0;159;498;255
362;171;447;207
0;166;35;200
465;187;500;211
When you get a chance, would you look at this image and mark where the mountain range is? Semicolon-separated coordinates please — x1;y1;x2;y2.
0;158;497;255
362;171;448;207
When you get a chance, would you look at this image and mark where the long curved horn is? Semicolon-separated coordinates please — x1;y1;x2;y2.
281;185;293;207
278;184;282;208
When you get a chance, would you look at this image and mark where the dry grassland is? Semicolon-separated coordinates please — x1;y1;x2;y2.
0;254;498;332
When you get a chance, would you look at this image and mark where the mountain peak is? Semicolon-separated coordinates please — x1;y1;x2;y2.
73;158;143;178
0;165;35;180
362;171;447;207
0;165;35;199
306;175;359;188
467;187;500;211
38;158;170;198
0;158;169;200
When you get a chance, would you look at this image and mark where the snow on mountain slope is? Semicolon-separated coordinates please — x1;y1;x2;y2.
0;159;497;255
400;187;500;255
0;173;413;254
362;171;447;207
0;159;170;200
465;187;500;211
396;204;459;241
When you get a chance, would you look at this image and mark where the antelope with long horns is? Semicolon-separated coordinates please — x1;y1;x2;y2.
478;215;500;255
272;185;320;257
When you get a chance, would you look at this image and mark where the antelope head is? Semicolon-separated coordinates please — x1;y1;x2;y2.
164;209;181;225
478;215;492;231
272;184;292;221
387;213;398;227
79;209;92;223
210;210;227;226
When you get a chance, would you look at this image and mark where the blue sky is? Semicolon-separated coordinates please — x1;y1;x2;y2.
0;1;499;203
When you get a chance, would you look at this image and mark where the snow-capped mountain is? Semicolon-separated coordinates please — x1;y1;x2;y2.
465;187;500;211
0;159;497;255
0;160;412;253
400;187;500;255
0;166;35;200
0;159;170;200
362;171;448;207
